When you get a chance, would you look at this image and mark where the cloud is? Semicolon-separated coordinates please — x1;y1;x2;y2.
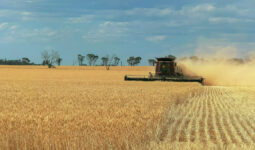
209;17;254;23
209;17;240;23
0;9;34;21
25;0;37;3
190;4;215;13
65;3;255;44
124;4;214;18
9;25;18;30
21;28;58;39
126;8;174;17
146;35;166;42
1;2;255;48
0;9;63;22
178;4;216;19
22;12;32;16
67;15;95;23
25;0;33;3
0;22;8;29
21;11;34;21
82;21;130;42
68;4;214;25
99;21;128;27
0;27;60;43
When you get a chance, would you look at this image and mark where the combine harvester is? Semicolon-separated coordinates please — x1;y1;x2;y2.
124;55;204;85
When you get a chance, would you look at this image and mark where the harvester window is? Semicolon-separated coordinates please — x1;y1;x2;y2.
160;62;170;75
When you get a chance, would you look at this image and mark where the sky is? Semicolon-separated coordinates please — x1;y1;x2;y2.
0;0;255;65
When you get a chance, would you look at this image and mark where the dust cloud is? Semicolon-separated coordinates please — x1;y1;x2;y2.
178;49;255;86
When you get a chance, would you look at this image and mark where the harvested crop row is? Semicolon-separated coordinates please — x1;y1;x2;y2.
157;87;255;149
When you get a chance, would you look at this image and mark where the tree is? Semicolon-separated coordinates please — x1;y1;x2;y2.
56;58;62;66
127;56;135;66
101;55;116;70
86;54;98;66
101;57;109;66
22;57;30;64
127;56;142;66
41;50;60;68
41;50;50;66
134;57;142;66
78;54;85;66
42;60;48;65
148;59;156;66
113;56;120;66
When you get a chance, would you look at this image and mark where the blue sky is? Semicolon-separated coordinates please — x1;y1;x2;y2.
0;0;255;65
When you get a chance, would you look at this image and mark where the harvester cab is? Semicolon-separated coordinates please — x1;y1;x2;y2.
155;56;182;77
124;55;204;85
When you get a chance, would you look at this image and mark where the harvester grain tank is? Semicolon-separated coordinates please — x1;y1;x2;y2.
124;55;204;85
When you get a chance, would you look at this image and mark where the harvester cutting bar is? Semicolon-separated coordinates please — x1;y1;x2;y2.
124;75;204;85
124;75;156;81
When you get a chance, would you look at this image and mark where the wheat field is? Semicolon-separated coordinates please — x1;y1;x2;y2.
0;66;255;150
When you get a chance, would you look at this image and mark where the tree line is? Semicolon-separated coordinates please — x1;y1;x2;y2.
0;50;161;68
40;50;146;68
0;57;35;65
77;54;141;66
76;54;144;70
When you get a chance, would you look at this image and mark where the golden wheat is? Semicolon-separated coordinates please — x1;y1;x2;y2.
0;66;254;150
